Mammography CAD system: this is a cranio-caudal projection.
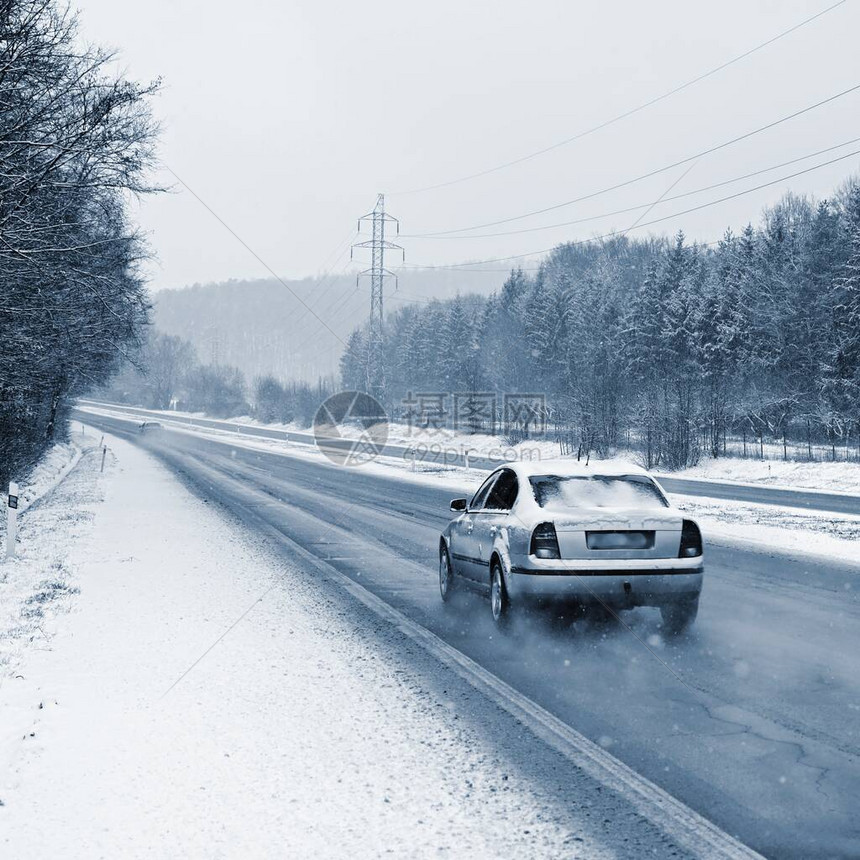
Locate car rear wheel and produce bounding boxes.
[490,561,510,627]
[660,596,699,635]
[439,545,456,602]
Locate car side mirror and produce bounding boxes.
[450,498,467,512]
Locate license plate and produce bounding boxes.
[586,530,654,550]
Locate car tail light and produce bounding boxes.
[679,520,703,558]
[531,522,561,559]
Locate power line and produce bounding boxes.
[404,145,860,269]
[285,232,358,328]
[397,238,738,274]
[164,166,350,349]
[288,287,364,355]
[162,169,365,370]
[392,0,848,196]
[303,272,360,326]
[289,213,413,367]
[405,135,860,240]
[245,234,363,368]
[626,160,700,233]
[283,263,368,356]
[398,265,545,273]
[408,81,860,237]
[161,165,366,370]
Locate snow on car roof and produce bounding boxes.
[506,458,652,480]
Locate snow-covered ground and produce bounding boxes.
[1,439,81,526]
[668,495,860,564]
[0,436,87,682]
[0,429,669,858]
[668,456,860,495]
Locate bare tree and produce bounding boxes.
[0,0,160,482]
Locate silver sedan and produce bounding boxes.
[439,460,703,633]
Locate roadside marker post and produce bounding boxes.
[6,481,19,560]
[100,446,107,473]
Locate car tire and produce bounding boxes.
[490,560,511,627]
[439,545,456,602]
[660,596,699,635]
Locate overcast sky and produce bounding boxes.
[78,0,860,292]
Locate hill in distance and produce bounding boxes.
[152,266,508,383]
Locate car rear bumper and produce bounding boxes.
[504,563,703,607]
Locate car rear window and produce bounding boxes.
[529,474,668,509]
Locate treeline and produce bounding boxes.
[0,0,158,484]
[341,180,860,468]
[101,330,333,425]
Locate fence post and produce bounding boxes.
[6,481,19,560]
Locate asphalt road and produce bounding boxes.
[76,410,860,859]
[77,400,860,516]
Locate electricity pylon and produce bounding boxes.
[352,194,403,400]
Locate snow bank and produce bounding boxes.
[3,439,81,519]
[0,434,90,669]
[669,494,860,565]
[0,431,104,778]
[667,456,860,495]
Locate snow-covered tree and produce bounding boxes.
[0,0,160,483]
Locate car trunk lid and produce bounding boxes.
[549,509,682,560]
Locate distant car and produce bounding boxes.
[439,460,703,633]
[138,420,162,433]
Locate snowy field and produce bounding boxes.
[669,456,860,495]
[0,430,680,858]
